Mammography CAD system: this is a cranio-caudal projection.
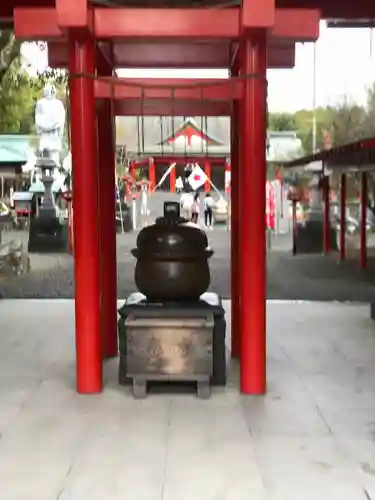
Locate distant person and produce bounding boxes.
[180,191,193,220]
[175,176,184,193]
[191,192,200,224]
[204,192,214,229]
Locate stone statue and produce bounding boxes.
[35,83,66,165]
[27,84,70,253]
[24,84,68,193]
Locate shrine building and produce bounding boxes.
[117,116,303,190]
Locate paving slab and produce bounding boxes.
[1,300,375,499]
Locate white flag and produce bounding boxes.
[154,162,176,191]
[188,164,207,191]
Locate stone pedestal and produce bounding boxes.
[28,156,68,253]
[118,292,227,392]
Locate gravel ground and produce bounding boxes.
[1,226,375,302]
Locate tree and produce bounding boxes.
[0,31,34,133]
[328,99,367,146]
[0,59,36,133]
[297,86,375,216]
[0,31,21,79]
[0,34,69,135]
[293,107,334,154]
[268,112,296,131]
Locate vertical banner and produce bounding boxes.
[266,181,275,229]
[224,162,231,195]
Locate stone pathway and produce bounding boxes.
[1,300,375,499]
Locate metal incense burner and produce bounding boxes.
[118,202,227,399]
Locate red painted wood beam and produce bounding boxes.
[113,100,232,116]
[96,42,113,73]
[14,7,62,39]
[7,0,375,23]
[272,9,319,40]
[242,0,275,31]
[56,0,89,29]
[113,42,232,69]
[94,8,238,40]
[14,7,319,42]
[0,0,51,19]
[276,0,375,19]
[94,8,319,41]
[94,78,243,101]
[48,41,295,69]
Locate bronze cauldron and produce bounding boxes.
[131,202,213,301]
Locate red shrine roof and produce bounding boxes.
[283,138,375,170]
[2,0,375,22]
[159,117,222,147]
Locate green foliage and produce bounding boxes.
[0,60,35,133]
[268,112,296,131]
[268,82,375,215]
[294,107,333,153]
[268,83,375,155]
[0,30,21,78]
[0,34,68,135]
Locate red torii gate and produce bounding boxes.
[11,0,319,395]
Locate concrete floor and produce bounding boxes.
[1,300,375,499]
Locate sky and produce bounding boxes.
[22,22,375,113]
[267,22,375,112]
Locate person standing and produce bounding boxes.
[203,192,214,229]
[191,192,200,224]
[180,191,193,220]
[175,176,184,193]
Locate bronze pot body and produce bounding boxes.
[131,216,213,301]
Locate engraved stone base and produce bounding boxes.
[125,313,214,398]
[118,292,227,393]
[28,217,69,253]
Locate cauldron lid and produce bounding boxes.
[134,215,210,256]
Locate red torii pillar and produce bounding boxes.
[239,32,267,394]
[170,163,176,192]
[204,160,211,193]
[69,35,102,393]
[149,158,156,191]
[231,72,240,359]
[129,159,136,179]
[96,49,118,359]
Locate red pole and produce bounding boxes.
[129,159,136,179]
[69,35,102,393]
[97,59,118,359]
[170,162,176,192]
[204,160,211,192]
[240,33,267,394]
[323,176,330,254]
[231,97,240,358]
[360,171,367,269]
[339,173,346,261]
[149,157,156,191]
